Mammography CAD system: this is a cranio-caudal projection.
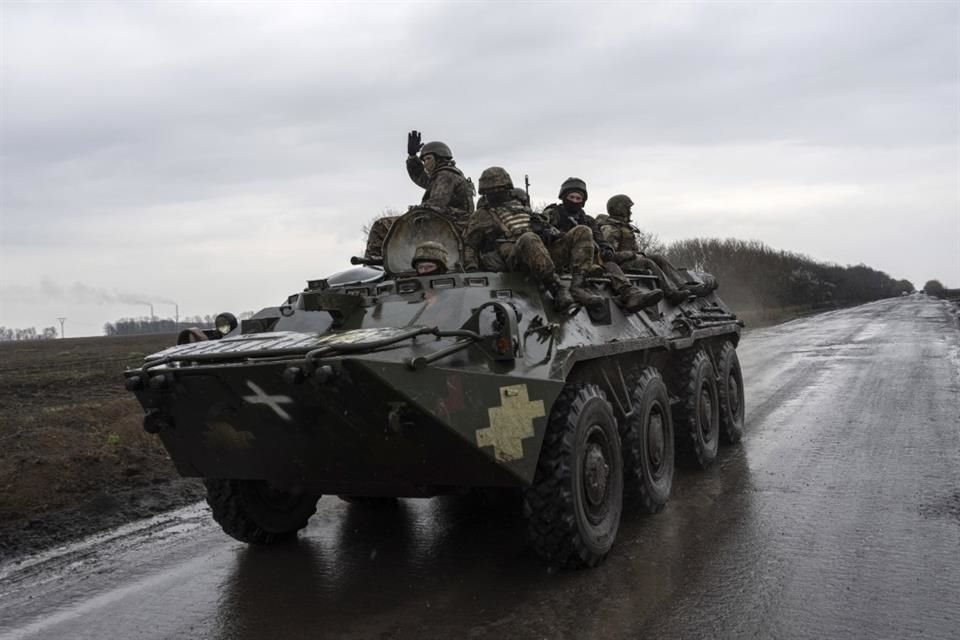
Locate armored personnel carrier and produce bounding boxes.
[125,207,743,569]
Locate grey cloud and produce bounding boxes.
[0,1,957,328]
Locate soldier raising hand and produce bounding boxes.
[405,131,475,215]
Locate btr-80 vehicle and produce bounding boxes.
[124,207,744,569]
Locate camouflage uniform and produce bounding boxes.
[365,215,398,259]
[599,195,712,304]
[463,167,581,312]
[463,201,554,276]
[542,180,663,312]
[406,142,475,216]
[540,223,597,275]
[544,204,611,258]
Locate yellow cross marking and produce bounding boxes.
[476,384,545,462]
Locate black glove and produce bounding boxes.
[407,130,423,156]
[600,245,615,262]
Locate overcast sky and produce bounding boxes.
[1,1,958,337]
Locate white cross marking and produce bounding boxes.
[242,380,293,421]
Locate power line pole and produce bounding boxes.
[57,317,66,339]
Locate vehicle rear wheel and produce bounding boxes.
[716,341,745,444]
[622,368,674,513]
[524,384,623,569]
[204,479,320,544]
[671,349,720,469]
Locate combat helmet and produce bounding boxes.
[558,177,588,202]
[606,194,634,220]
[477,166,514,195]
[420,141,453,160]
[411,241,449,271]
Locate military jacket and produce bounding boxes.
[544,204,610,252]
[595,214,639,253]
[406,158,476,214]
[462,200,533,270]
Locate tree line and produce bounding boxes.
[662,237,915,312]
[103,315,219,336]
[6,234,946,340]
[0,326,59,341]
[103,312,256,336]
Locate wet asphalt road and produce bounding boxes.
[1,296,958,640]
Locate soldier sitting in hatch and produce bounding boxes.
[411,241,450,276]
[542,178,663,312]
[597,195,717,302]
[462,166,601,313]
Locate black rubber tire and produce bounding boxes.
[716,342,745,445]
[204,479,320,544]
[670,349,720,469]
[622,368,675,513]
[523,384,624,569]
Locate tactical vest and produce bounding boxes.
[491,203,533,240]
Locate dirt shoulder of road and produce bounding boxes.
[0,334,206,558]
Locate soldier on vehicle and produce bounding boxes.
[598,195,717,302]
[476,186,530,211]
[462,166,606,313]
[406,130,475,214]
[364,214,396,260]
[411,241,450,276]
[365,132,476,260]
[364,131,474,259]
[542,178,662,312]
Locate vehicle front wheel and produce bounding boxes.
[524,384,624,569]
[205,479,320,544]
[622,367,674,513]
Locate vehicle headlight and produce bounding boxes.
[215,312,238,336]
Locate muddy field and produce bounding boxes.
[0,334,205,557]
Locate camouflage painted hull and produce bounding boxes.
[137,353,563,495]
[128,268,737,497]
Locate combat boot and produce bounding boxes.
[545,275,576,313]
[618,284,663,313]
[666,289,692,305]
[683,274,718,298]
[569,274,605,311]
